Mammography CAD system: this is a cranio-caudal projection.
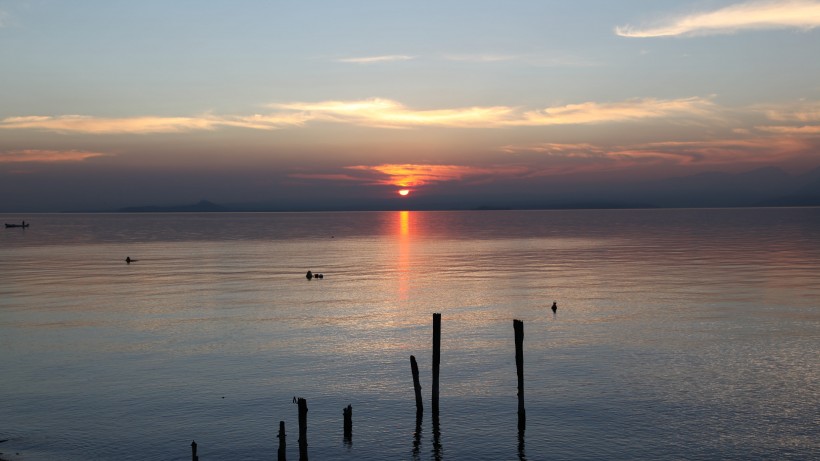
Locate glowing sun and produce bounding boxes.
[398,189,410,196]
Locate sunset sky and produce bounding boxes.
[2,0,820,211]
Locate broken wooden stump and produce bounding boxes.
[410,355,423,414]
[277,421,286,461]
[343,404,352,442]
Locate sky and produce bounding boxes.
[1,0,820,211]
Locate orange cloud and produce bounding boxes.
[337,163,527,189]
[616,0,820,37]
[0,149,109,163]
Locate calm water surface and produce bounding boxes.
[1,209,818,460]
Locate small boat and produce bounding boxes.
[5,223,29,228]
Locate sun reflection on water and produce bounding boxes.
[398,210,411,300]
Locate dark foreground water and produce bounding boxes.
[1,209,818,460]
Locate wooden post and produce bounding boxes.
[343,405,352,441]
[191,440,199,461]
[514,319,526,430]
[410,355,423,414]
[432,313,441,413]
[277,421,286,461]
[297,398,308,461]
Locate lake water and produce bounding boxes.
[1,209,818,461]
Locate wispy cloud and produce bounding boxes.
[756,125,820,133]
[504,135,814,172]
[753,100,820,134]
[511,97,717,126]
[0,149,109,163]
[0,115,221,134]
[443,54,520,63]
[760,100,820,122]
[1,96,721,134]
[501,142,606,157]
[335,55,415,64]
[288,173,364,182]
[616,0,820,38]
[0,113,308,134]
[442,53,599,67]
[272,97,716,128]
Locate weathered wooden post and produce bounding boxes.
[432,313,441,413]
[297,398,308,461]
[514,319,526,430]
[410,355,423,414]
[191,440,199,461]
[343,404,352,441]
[277,421,286,461]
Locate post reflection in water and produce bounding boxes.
[432,409,442,461]
[412,411,422,460]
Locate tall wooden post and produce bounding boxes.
[277,421,286,461]
[343,405,352,442]
[297,398,308,461]
[410,355,423,414]
[432,313,441,413]
[191,440,199,461]
[514,319,526,430]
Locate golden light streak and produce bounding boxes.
[272,98,515,128]
[616,0,820,38]
[0,149,109,163]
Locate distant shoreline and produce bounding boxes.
[3,203,820,214]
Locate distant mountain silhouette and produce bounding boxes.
[117,200,230,213]
[625,166,795,207]
[109,167,820,213]
[608,166,820,208]
[757,166,820,207]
